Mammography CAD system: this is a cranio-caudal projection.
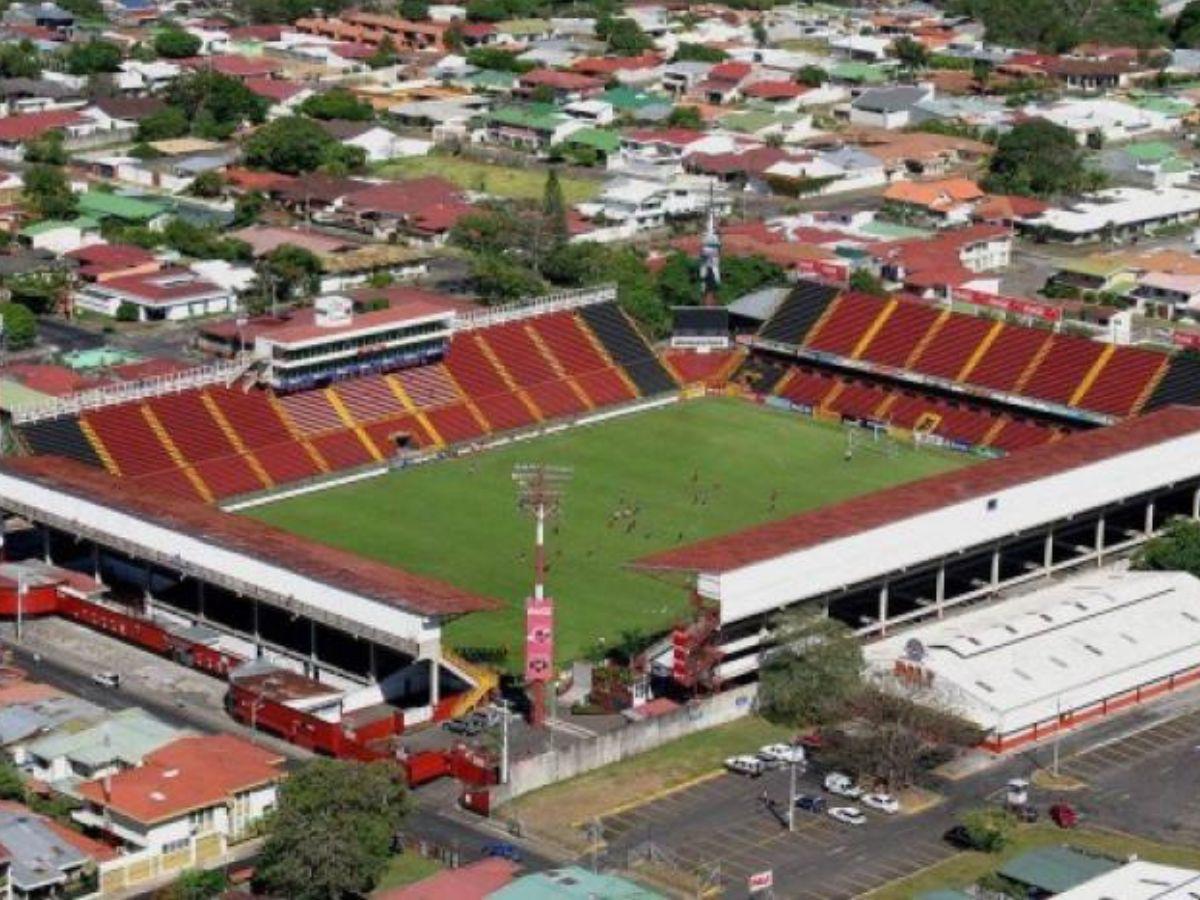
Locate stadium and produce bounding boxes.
[4,274,1200,756]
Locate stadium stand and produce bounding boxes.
[14,301,676,503]
[909,314,995,380]
[1075,347,1166,417]
[758,281,840,345]
[1022,335,1107,406]
[1145,352,1200,410]
[804,292,887,357]
[856,300,942,369]
[578,303,677,395]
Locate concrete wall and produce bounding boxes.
[495,684,758,804]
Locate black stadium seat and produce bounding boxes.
[758,280,841,345]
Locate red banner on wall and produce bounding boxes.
[1172,330,1200,350]
[953,287,1063,323]
[525,596,554,683]
[794,258,849,283]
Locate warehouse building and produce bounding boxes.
[865,570,1200,751]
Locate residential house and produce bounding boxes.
[517,69,604,103]
[482,104,582,151]
[23,708,182,788]
[74,734,286,850]
[338,176,473,244]
[317,120,415,163]
[0,803,113,899]
[577,175,726,233]
[73,266,236,321]
[693,61,753,105]
[0,78,84,115]
[873,224,1014,296]
[295,12,451,51]
[614,128,725,178]
[1018,186,1200,243]
[1,2,72,35]
[0,109,84,162]
[1005,53,1149,92]
[1030,97,1176,145]
[763,145,888,196]
[882,177,984,227]
[849,84,936,130]
[1097,140,1195,188]
[1129,271,1200,319]
[661,61,714,98]
[245,77,313,117]
[19,218,103,255]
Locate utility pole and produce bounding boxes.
[14,570,24,643]
[500,698,510,784]
[1052,695,1062,777]
[513,464,571,729]
[787,756,797,833]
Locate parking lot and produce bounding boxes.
[602,763,957,899]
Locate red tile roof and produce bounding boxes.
[375,858,519,900]
[709,60,752,81]
[0,456,500,616]
[0,364,88,397]
[99,267,225,306]
[624,127,706,147]
[76,735,284,825]
[0,109,83,144]
[519,68,604,91]
[260,299,455,345]
[635,406,1200,573]
[181,54,280,79]
[244,77,306,102]
[66,243,157,270]
[571,53,662,76]
[741,80,808,100]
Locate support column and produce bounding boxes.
[1146,499,1156,535]
[92,544,103,585]
[309,620,319,682]
[41,526,50,564]
[1193,487,1200,520]
[1044,529,1054,573]
[429,659,440,708]
[197,581,206,623]
[1095,515,1105,567]
[252,598,261,657]
[991,547,1001,591]
[143,563,153,619]
[368,644,378,684]
[878,582,889,636]
[935,565,946,619]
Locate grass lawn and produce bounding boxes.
[504,717,791,840]
[375,853,443,891]
[864,825,1200,899]
[249,398,966,668]
[374,154,600,204]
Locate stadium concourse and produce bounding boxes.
[639,406,1200,687]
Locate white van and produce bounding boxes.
[823,772,861,798]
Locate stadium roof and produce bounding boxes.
[0,456,498,618]
[634,405,1200,575]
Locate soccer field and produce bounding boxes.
[247,399,967,669]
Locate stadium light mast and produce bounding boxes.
[513,463,571,729]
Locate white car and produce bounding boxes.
[862,792,900,814]
[725,755,765,777]
[91,672,121,688]
[758,743,806,766]
[828,806,866,826]
[823,772,862,799]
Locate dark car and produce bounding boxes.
[794,794,827,813]
[482,842,522,862]
[943,824,977,850]
[442,717,482,736]
[1012,804,1040,823]
[1050,802,1078,829]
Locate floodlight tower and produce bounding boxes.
[513,463,571,729]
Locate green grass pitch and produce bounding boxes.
[247,398,967,669]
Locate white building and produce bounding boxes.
[1029,98,1177,145]
[865,570,1200,751]
[1018,186,1200,243]
[1055,861,1200,899]
[579,175,727,232]
[73,266,235,322]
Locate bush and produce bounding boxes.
[960,806,1017,852]
[115,301,139,322]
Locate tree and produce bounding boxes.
[154,28,202,59]
[598,15,653,55]
[154,869,227,900]
[243,116,356,175]
[542,241,612,287]
[795,64,827,87]
[115,301,139,322]
[892,35,930,70]
[962,0,1163,50]
[399,0,429,18]
[672,42,728,63]
[849,268,887,296]
[256,759,411,900]
[983,118,1097,198]
[960,806,1018,852]
[367,35,398,69]
[233,191,265,227]
[759,612,865,726]
[1,302,37,349]
[264,244,322,299]
[299,87,375,121]
[450,208,522,257]
[666,105,704,129]
[23,130,66,165]
[23,164,76,220]
[542,169,568,248]
[752,18,768,47]
[471,253,545,303]
[164,71,269,139]
[187,170,224,198]
[0,41,42,78]
[136,107,189,142]
[63,40,122,75]
[1174,0,1200,45]
[0,759,24,800]
[466,47,534,73]
[1135,517,1200,575]
[5,272,67,315]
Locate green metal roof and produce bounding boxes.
[999,847,1120,894]
[601,86,670,110]
[19,216,99,236]
[0,379,53,412]
[77,191,167,222]
[26,708,180,771]
[830,61,887,83]
[1133,95,1192,117]
[860,220,931,239]
[718,109,801,134]
[490,867,666,900]
[488,104,565,132]
[467,69,517,90]
[564,127,620,152]
[1125,140,1176,162]
[496,17,549,34]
